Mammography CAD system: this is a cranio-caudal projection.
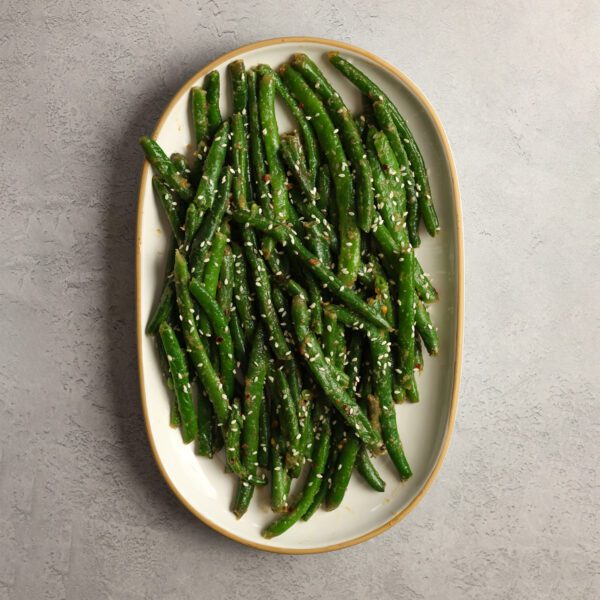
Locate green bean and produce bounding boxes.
[280,132,313,198]
[211,415,224,455]
[247,69,278,259]
[371,216,402,260]
[291,295,381,448]
[372,101,420,247]
[169,392,181,427]
[374,106,437,237]
[270,290,306,407]
[231,243,256,342]
[270,275,293,329]
[316,164,333,217]
[258,73,290,223]
[232,478,253,519]
[229,59,248,115]
[326,435,360,510]
[151,176,184,243]
[298,389,314,461]
[225,395,267,485]
[146,279,175,335]
[373,260,395,328]
[302,448,336,521]
[262,402,331,538]
[247,69,269,196]
[255,64,319,183]
[204,70,222,137]
[229,309,247,371]
[280,64,361,287]
[273,368,302,474]
[258,396,270,469]
[183,202,200,248]
[355,447,386,492]
[286,200,304,238]
[243,226,291,361]
[370,325,412,480]
[415,336,424,372]
[323,305,346,371]
[326,364,350,389]
[271,434,290,512]
[232,209,391,330]
[196,391,213,457]
[190,88,209,187]
[188,167,232,276]
[140,136,193,202]
[366,129,410,252]
[415,300,440,356]
[396,250,418,403]
[228,62,255,207]
[392,373,406,405]
[415,260,438,303]
[158,321,198,443]
[345,331,363,394]
[156,338,179,425]
[361,94,376,127]
[216,245,234,319]
[170,152,191,177]
[232,326,269,517]
[291,53,374,233]
[203,227,228,297]
[191,87,209,149]
[365,144,400,245]
[372,128,411,250]
[372,128,406,206]
[173,250,230,427]
[354,114,367,137]
[305,274,323,335]
[286,356,304,410]
[189,279,235,400]
[197,226,228,335]
[329,53,439,237]
[225,398,244,474]
[365,393,385,453]
[231,113,250,209]
[192,120,230,215]
[268,371,290,512]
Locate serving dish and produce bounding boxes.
[137,36,462,553]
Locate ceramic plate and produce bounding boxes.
[136,37,462,553]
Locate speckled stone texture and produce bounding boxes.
[1,1,598,598]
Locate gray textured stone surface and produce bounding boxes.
[1,1,599,598]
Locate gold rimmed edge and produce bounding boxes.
[136,36,463,555]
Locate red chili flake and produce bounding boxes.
[262,174,271,182]
[308,258,320,266]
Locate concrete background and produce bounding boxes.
[1,1,598,598]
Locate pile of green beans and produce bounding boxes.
[140,52,441,538]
